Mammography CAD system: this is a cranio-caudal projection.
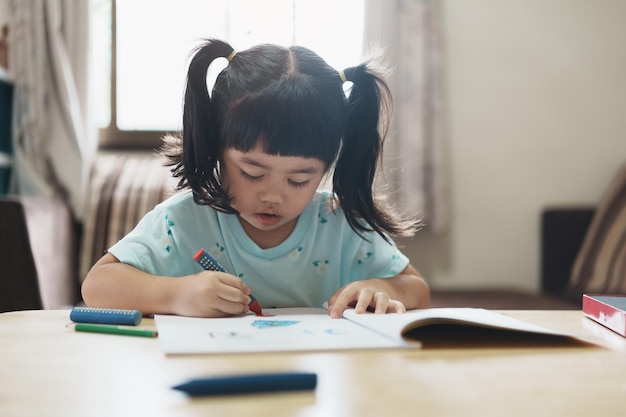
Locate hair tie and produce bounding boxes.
[227,50,237,61]
[338,69,347,83]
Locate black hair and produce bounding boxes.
[163,38,419,240]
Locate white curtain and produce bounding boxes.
[8,0,96,221]
[365,0,448,233]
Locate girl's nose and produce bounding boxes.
[259,186,283,204]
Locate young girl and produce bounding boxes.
[81,39,430,318]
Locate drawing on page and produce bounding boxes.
[251,320,300,329]
[303,328,349,336]
[208,331,252,339]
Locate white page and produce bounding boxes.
[155,308,420,355]
[342,308,569,341]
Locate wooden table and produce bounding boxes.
[1,310,625,417]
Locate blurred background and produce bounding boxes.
[1,0,625,307]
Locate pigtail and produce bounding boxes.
[163,39,235,211]
[333,63,419,241]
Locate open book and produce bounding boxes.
[155,308,573,355]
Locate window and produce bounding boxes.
[92,0,365,149]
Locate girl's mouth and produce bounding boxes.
[256,212,281,226]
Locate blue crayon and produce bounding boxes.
[173,372,317,396]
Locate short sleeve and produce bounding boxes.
[341,230,410,286]
[108,204,186,276]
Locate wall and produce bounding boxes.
[400,0,626,292]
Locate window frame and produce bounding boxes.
[98,0,169,150]
[98,0,364,150]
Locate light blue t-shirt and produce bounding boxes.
[108,190,409,308]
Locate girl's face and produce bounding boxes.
[221,144,326,248]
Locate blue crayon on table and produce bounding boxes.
[193,248,263,316]
[70,307,142,326]
[172,372,317,396]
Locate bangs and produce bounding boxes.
[220,76,345,167]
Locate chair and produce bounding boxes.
[0,196,79,312]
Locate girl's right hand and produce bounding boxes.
[170,271,252,317]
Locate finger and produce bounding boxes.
[198,271,250,302]
[354,290,374,314]
[328,302,344,319]
[213,272,251,294]
[387,300,407,314]
[373,292,390,314]
[211,297,250,316]
[211,283,251,315]
[216,284,251,304]
[328,288,356,318]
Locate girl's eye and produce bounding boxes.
[289,179,310,188]
[240,170,263,181]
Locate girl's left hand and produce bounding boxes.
[327,280,407,319]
